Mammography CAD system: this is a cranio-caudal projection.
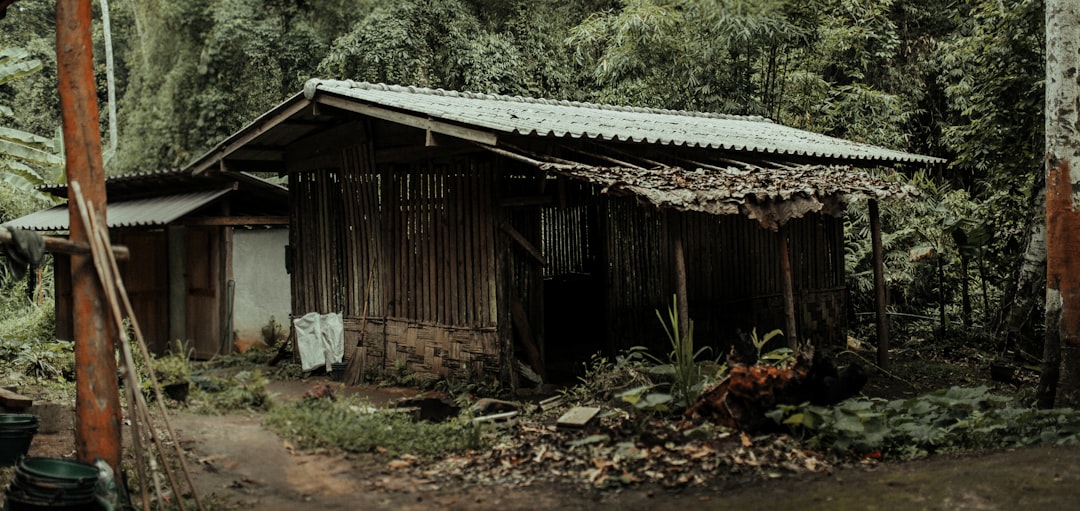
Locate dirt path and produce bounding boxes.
[170,407,1080,511]
[10,378,1080,510]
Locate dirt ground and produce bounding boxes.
[8,372,1080,511]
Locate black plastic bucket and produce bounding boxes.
[4,456,100,510]
[330,362,347,382]
[0,414,39,467]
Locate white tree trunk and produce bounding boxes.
[1041,0,1080,407]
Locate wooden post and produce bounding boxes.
[671,214,690,339]
[869,200,890,370]
[167,226,187,344]
[57,0,121,470]
[777,225,798,349]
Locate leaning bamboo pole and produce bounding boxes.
[72,182,206,511]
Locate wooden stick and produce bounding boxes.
[0,225,129,260]
[344,261,376,386]
[89,206,205,511]
[71,184,186,511]
[123,366,151,510]
[72,183,205,511]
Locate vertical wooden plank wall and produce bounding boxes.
[601,199,847,355]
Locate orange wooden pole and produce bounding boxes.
[57,0,122,469]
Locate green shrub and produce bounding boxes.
[768,386,1080,459]
[265,395,487,456]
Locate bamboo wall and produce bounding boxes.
[600,197,847,356]
[290,146,501,380]
[290,147,848,383]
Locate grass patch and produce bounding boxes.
[264,395,487,456]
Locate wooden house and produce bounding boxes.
[183,80,943,384]
[3,169,289,358]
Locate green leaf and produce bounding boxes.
[0,47,42,86]
[0,136,65,166]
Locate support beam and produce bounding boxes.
[670,213,690,339]
[499,221,546,266]
[314,94,498,146]
[869,200,890,369]
[190,98,312,175]
[0,226,129,260]
[168,226,187,346]
[57,0,121,470]
[777,226,798,349]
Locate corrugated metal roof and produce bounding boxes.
[304,79,945,165]
[2,188,231,231]
[38,168,287,198]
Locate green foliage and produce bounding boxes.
[114,0,360,173]
[0,181,49,223]
[0,296,55,344]
[0,45,64,202]
[936,0,1043,188]
[190,370,272,414]
[769,386,1080,459]
[560,349,654,405]
[844,170,1001,336]
[376,357,435,388]
[0,337,72,381]
[318,0,582,98]
[206,346,274,368]
[0,291,67,381]
[265,394,487,455]
[148,350,192,387]
[568,0,809,114]
[647,295,709,407]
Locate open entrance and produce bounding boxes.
[539,203,607,384]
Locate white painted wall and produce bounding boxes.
[231,227,290,350]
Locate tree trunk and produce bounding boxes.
[1040,0,1080,408]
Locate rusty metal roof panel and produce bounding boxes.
[534,162,919,229]
[304,79,944,165]
[2,188,232,231]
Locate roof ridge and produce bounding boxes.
[304,79,774,124]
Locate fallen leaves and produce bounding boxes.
[381,403,835,492]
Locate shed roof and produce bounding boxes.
[302,80,943,166]
[3,188,232,231]
[5,169,289,231]
[182,80,942,226]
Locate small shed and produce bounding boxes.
[3,169,289,358]
[185,79,943,383]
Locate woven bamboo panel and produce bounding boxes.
[797,288,848,348]
[373,319,499,379]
